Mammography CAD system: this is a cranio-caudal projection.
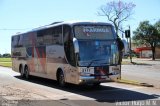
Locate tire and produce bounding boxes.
[24,66,29,79]
[58,71,65,87]
[93,83,101,87]
[19,65,24,78]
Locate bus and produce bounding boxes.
[11,21,121,87]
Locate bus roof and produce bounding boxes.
[13,21,113,36]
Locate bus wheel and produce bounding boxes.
[93,83,101,87]
[19,65,24,78]
[24,66,29,79]
[58,71,65,87]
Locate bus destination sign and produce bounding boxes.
[83,27,109,33]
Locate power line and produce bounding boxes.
[0,28,32,30]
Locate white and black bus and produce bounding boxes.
[11,21,121,86]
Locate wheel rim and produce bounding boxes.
[25,67,29,79]
[20,66,24,77]
[59,72,65,86]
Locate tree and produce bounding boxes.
[154,20,160,36]
[97,0,135,35]
[2,53,11,58]
[133,21,160,60]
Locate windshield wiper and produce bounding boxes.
[87,59,105,68]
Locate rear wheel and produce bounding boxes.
[19,65,24,78]
[58,71,65,87]
[24,66,29,79]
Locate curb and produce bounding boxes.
[139,83,154,87]
[117,79,154,87]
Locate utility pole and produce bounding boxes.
[125,26,132,63]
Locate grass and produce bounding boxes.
[0,58,11,62]
[121,61,133,65]
[121,61,148,65]
[0,62,12,67]
[0,58,12,67]
[122,59,150,65]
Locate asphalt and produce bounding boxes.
[1,66,160,106]
[121,58,160,89]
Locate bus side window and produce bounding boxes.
[52,26,63,45]
[37,31,44,46]
[40,26,63,45]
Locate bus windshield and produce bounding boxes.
[74,25,119,67]
[77,40,119,66]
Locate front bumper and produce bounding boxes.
[79,74,120,84]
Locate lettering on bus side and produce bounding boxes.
[12,52,21,57]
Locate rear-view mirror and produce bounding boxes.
[73,38,79,53]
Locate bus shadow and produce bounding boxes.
[15,75,158,103]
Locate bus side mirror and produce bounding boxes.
[117,37,124,51]
[73,38,79,53]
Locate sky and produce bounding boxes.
[0,0,160,54]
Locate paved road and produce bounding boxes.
[0,66,160,106]
[122,58,160,88]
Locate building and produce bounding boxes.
[134,47,152,58]
[133,46,160,58]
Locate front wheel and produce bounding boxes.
[93,83,101,87]
[24,66,30,79]
[58,71,65,87]
[19,65,24,78]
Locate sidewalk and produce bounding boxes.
[121,58,160,89]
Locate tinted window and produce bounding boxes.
[22,33,35,47]
[37,26,63,46]
[63,25,76,66]
[11,35,22,48]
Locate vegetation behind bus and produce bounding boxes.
[0,58,12,67]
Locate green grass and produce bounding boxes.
[121,61,133,65]
[0,62,12,67]
[0,58,12,67]
[122,61,149,65]
[122,59,149,65]
[0,58,11,62]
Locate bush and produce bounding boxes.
[2,53,11,58]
